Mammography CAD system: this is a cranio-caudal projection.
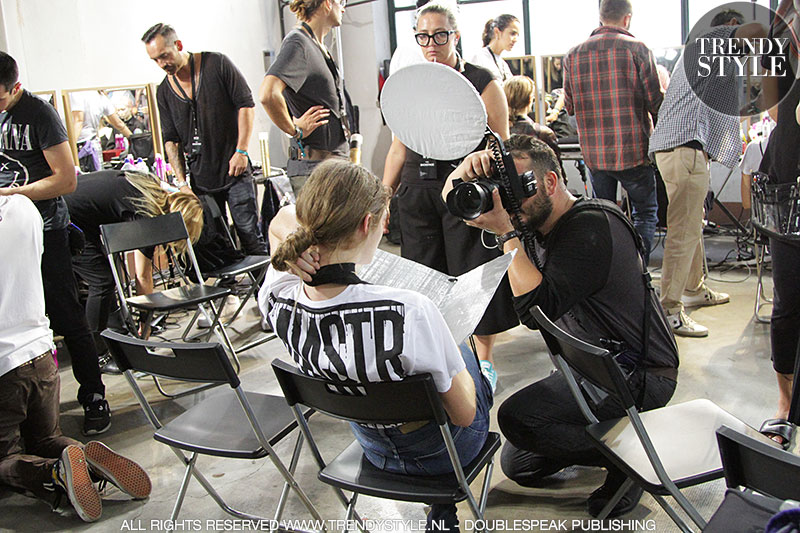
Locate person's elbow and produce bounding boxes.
[259,77,279,108]
[449,402,477,427]
[58,172,77,195]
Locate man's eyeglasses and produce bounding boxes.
[414,30,456,46]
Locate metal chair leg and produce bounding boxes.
[652,494,694,533]
[170,452,198,521]
[755,242,772,323]
[596,478,633,520]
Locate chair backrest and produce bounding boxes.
[202,195,239,251]
[717,425,800,501]
[530,306,637,409]
[101,329,239,387]
[271,359,449,426]
[100,211,189,254]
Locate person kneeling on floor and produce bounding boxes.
[443,134,679,518]
[0,194,151,522]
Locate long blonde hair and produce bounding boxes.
[271,160,389,272]
[124,171,203,254]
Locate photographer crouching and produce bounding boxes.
[442,134,679,518]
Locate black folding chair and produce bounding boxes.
[101,330,323,527]
[529,305,766,532]
[100,212,240,397]
[703,425,800,532]
[271,359,501,532]
[186,196,273,352]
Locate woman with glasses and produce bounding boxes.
[382,2,515,392]
[469,14,519,83]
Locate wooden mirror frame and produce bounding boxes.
[61,84,163,168]
[502,55,541,124]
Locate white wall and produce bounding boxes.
[0,0,290,166]
[0,0,395,176]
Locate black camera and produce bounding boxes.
[446,176,507,220]
[446,168,537,220]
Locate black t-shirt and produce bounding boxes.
[157,52,255,193]
[400,61,494,186]
[0,90,70,231]
[267,29,348,154]
[759,22,800,184]
[513,199,679,370]
[64,171,141,245]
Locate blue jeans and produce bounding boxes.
[589,165,657,265]
[350,343,493,532]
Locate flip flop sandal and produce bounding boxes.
[760,418,794,450]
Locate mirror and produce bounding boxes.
[33,90,58,110]
[503,55,542,124]
[541,55,565,94]
[62,84,163,172]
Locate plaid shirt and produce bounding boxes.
[564,26,663,171]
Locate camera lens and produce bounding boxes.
[446,181,494,220]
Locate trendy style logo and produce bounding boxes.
[683,1,799,117]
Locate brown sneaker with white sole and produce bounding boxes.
[84,441,151,500]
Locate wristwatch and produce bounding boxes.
[495,229,520,247]
[292,125,304,140]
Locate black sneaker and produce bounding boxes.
[587,469,643,518]
[83,398,111,436]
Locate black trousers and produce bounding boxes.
[71,239,117,335]
[42,228,104,406]
[210,173,267,256]
[498,369,676,485]
[769,238,800,375]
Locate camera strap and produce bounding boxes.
[172,52,202,146]
[557,198,655,409]
[300,23,350,140]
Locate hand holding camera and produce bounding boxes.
[443,149,516,236]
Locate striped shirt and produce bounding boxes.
[649,26,741,170]
[563,26,663,171]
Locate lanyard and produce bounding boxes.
[486,47,508,82]
[172,52,201,134]
[306,263,365,286]
[299,23,350,139]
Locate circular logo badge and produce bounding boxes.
[682,1,799,117]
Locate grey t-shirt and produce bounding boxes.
[267,28,348,154]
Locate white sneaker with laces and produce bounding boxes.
[682,285,730,308]
[668,310,709,337]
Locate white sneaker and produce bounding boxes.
[668,311,709,338]
[682,285,730,308]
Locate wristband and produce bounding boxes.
[495,229,520,247]
[293,125,304,140]
[235,149,248,156]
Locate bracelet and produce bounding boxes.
[495,229,520,247]
[235,149,248,156]
[293,125,304,140]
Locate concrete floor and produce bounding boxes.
[0,233,790,533]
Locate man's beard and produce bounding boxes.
[519,191,553,232]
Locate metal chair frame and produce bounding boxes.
[271,359,500,533]
[101,330,325,530]
[530,305,763,533]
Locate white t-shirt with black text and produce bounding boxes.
[258,266,465,393]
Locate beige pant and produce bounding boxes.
[655,147,710,314]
